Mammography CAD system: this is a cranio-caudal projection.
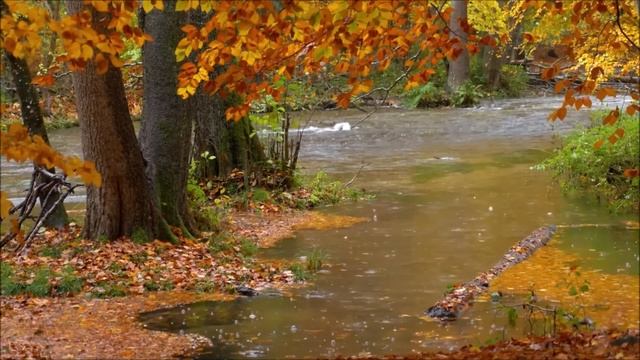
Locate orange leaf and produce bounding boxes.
[623,169,639,178]
[590,67,604,80]
[615,128,625,138]
[593,139,604,149]
[557,106,567,120]
[608,134,618,144]
[626,104,638,116]
[32,74,55,87]
[554,79,570,93]
[95,53,109,75]
[336,93,351,108]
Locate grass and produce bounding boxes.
[57,266,83,295]
[193,279,216,293]
[1,262,22,296]
[305,248,326,272]
[40,244,64,258]
[91,281,127,298]
[288,263,310,282]
[207,232,233,254]
[239,237,258,257]
[25,266,53,297]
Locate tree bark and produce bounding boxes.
[139,3,194,237]
[192,93,265,181]
[447,0,470,92]
[3,50,69,228]
[67,0,171,241]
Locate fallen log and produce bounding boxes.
[425,225,557,321]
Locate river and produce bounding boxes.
[2,96,638,358]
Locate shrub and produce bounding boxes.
[452,82,484,107]
[498,64,528,97]
[404,83,451,109]
[252,187,271,203]
[537,110,639,211]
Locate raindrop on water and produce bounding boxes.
[290,325,298,333]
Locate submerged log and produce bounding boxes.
[426,225,557,321]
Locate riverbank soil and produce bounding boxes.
[0,209,369,359]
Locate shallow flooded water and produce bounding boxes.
[137,97,638,359]
[2,97,637,358]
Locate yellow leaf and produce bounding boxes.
[0,191,12,219]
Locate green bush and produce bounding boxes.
[57,266,83,295]
[537,110,639,211]
[403,83,450,109]
[0,262,22,296]
[25,266,53,297]
[40,244,64,258]
[452,82,484,107]
[498,64,528,97]
[299,171,369,208]
[251,187,271,203]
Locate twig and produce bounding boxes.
[342,163,367,188]
[614,0,640,52]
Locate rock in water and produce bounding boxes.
[236,286,259,296]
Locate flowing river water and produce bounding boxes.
[2,97,638,358]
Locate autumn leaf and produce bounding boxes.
[0,191,12,220]
[32,74,55,87]
[623,169,639,178]
[554,79,570,93]
[593,139,604,150]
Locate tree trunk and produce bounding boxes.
[486,47,502,90]
[447,0,470,92]
[41,0,60,117]
[139,3,194,237]
[192,93,265,181]
[3,50,69,228]
[67,1,171,241]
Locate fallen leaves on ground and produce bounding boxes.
[229,209,366,247]
[0,292,230,359]
[333,329,639,359]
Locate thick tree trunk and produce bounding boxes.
[139,3,194,237]
[67,1,171,241]
[3,51,68,228]
[192,93,265,181]
[193,94,233,179]
[447,0,470,92]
